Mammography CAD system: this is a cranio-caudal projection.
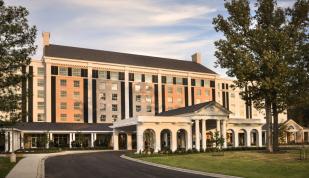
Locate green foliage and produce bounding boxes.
[0,0,37,124]
[212,131,225,150]
[213,0,309,152]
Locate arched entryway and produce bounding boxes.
[143,129,155,151]
[160,129,171,150]
[226,129,234,147]
[177,129,187,149]
[250,129,258,146]
[238,129,247,146]
[119,133,127,149]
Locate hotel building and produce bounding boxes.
[1,32,308,153]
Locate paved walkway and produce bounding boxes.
[45,151,212,178]
[6,150,107,178]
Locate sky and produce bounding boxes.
[7,0,295,76]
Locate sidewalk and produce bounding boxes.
[6,150,110,178]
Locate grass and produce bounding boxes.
[0,157,22,178]
[134,150,309,178]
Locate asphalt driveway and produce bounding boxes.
[45,151,212,178]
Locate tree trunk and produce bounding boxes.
[265,98,273,152]
[272,102,279,152]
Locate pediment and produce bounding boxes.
[284,119,303,131]
[185,102,231,117]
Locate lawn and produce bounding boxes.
[135,150,309,178]
[0,157,21,178]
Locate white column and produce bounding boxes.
[71,133,75,142]
[155,130,161,152]
[113,129,119,150]
[195,120,200,151]
[222,120,227,148]
[69,133,72,148]
[171,130,177,152]
[94,133,97,145]
[136,126,143,153]
[158,72,162,113]
[45,61,51,122]
[216,120,220,133]
[188,76,192,106]
[246,130,251,147]
[201,120,206,150]
[187,125,192,150]
[125,68,129,119]
[91,133,94,147]
[46,133,50,149]
[9,132,13,152]
[234,131,239,147]
[5,131,9,152]
[127,132,132,150]
[20,132,24,149]
[258,129,263,147]
[88,64,93,123]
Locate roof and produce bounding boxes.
[44,44,217,74]
[12,122,113,132]
[156,101,231,116]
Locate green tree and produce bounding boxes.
[0,0,37,125]
[213,0,309,152]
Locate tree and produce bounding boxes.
[0,0,37,125]
[213,0,309,152]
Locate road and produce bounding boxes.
[45,151,212,178]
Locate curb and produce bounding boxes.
[121,155,242,178]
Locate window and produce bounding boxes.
[196,80,201,87]
[145,96,152,103]
[112,115,118,121]
[110,72,119,80]
[100,104,106,111]
[168,97,173,103]
[166,76,173,84]
[74,114,81,121]
[136,95,141,102]
[37,79,44,87]
[135,84,141,92]
[112,94,118,101]
[60,80,66,86]
[176,78,182,85]
[74,81,80,87]
[205,90,210,97]
[38,90,44,98]
[134,74,142,82]
[98,71,107,79]
[60,114,67,121]
[99,93,106,100]
[74,102,80,109]
[204,80,210,87]
[37,102,45,109]
[112,104,118,111]
[145,75,152,83]
[73,92,80,99]
[136,105,141,112]
[145,85,152,91]
[60,102,67,109]
[146,105,152,112]
[177,98,182,104]
[197,89,201,96]
[177,87,182,94]
[111,83,118,91]
[59,67,68,76]
[72,68,81,76]
[37,67,45,75]
[100,115,106,122]
[217,83,220,89]
[37,113,45,121]
[61,91,67,97]
[168,86,173,94]
[99,83,106,90]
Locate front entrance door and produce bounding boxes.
[31,137,37,148]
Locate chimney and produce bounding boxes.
[42,32,50,46]
[192,52,201,64]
